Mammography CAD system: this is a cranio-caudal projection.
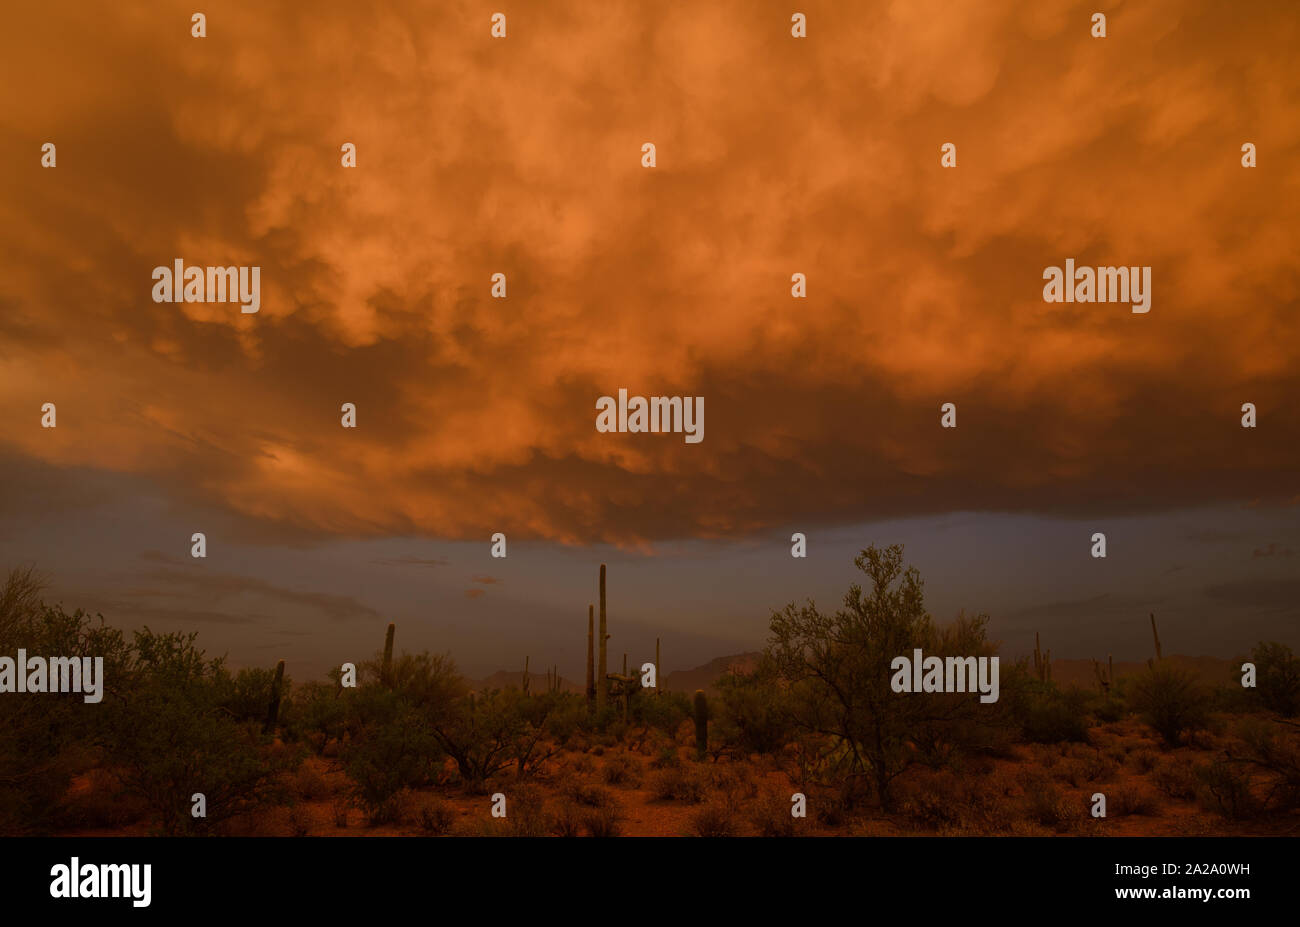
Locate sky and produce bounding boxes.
[1,0,1297,680]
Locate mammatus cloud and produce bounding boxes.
[1,0,1297,547]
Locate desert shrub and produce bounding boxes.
[1021,782,1079,833]
[1092,695,1128,724]
[706,763,756,803]
[0,570,132,835]
[553,799,583,836]
[504,785,553,836]
[911,620,1023,766]
[561,781,614,808]
[1057,750,1118,787]
[1233,719,1300,812]
[647,766,706,803]
[290,761,332,801]
[766,546,1006,810]
[542,696,591,744]
[601,751,641,787]
[1014,682,1091,744]
[288,804,312,836]
[219,666,286,725]
[1108,785,1161,817]
[100,627,293,835]
[811,783,851,826]
[1207,680,1252,714]
[429,687,560,789]
[1196,760,1259,819]
[1150,756,1199,800]
[568,753,596,776]
[56,768,148,830]
[631,691,692,735]
[286,680,349,752]
[712,664,795,756]
[1128,665,1210,746]
[748,789,796,836]
[650,744,681,769]
[581,804,623,837]
[1247,642,1300,717]
[897,771,965,829]
[895,768,1010,833]
[604,719,630,743]
[690,801,739,836]
[340,687,443,822]
[413,794,455,834]
[332,797,351,828]
[1129,748,1159,774]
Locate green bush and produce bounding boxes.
[766,546,1007,809]
[712,665,795,756]
[1091,694,1128,724]
[690,800,739,836]
[630,690,692,735]
[0,569,131,835]
[1196,760,1259,819]
[428,688,531,790]
[1248,642,1300,717]
[285,679,350,751]
[1128,664,1209,746]
[1234,719,1300,813]
[340,688,443,823]
[219,666,286,725]
[101,628,294,835]
[1015,683,1091,744]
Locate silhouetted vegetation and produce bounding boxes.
[3,558,1299,837]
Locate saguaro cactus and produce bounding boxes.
[655,637,661,696]
[382,622,395,687]
[586,605,595,705]
[693,690,709,760]
[1032,632,1051,683]
[1092,654,1114,694]
[597,564,608,712]
[264,659,285,731]
[523,655,530,695]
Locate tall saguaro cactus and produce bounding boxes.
[655,637,661,696]
[1032,632,1051,683]
[1092,654,1114,694]
[586,605,595,705]
[264,659,285,732]
[597,564,608,712]
[382,622,395,687]
[693,689,709,760]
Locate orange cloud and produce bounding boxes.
[1,0,1297,547]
